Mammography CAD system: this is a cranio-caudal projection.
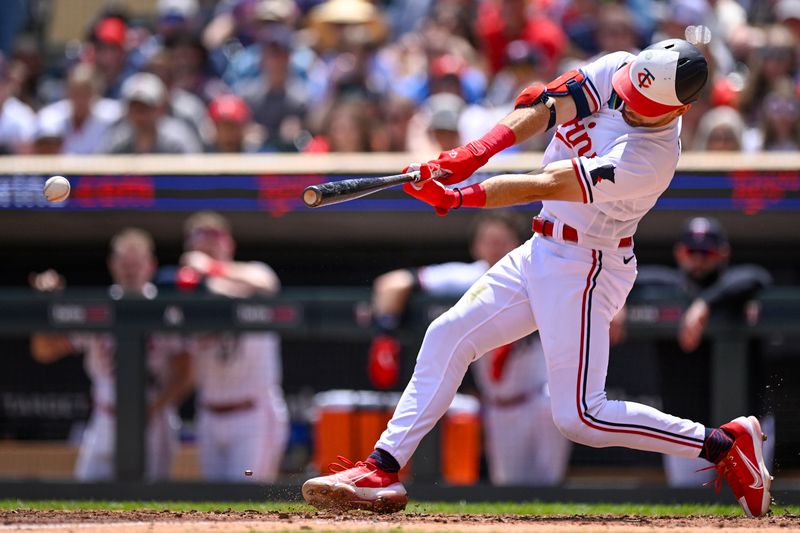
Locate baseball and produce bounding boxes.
[244,469,253,477]
[43,176,70,202]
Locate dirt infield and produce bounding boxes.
[1,510,799,533]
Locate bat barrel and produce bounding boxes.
[302,186,324,208]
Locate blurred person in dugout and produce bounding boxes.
[368,211,570,486]
[174,211,289,482]
[29,229,192,481]
[614,217,773,486]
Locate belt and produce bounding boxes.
[532,216,632,248]
[486,392,531,408]
[202,399,256,414]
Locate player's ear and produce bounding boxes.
[673,104,692,117]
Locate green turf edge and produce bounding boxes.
[1,500,798,517]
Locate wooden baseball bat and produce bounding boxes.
[302,171,421,208]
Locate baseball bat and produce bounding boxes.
[302,171,421,208]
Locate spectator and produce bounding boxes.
[144,47,211,146]
[217,0,302,92]
[175,211,289,482]
[239,32,307,152]
[593,4,640,56]
[691,106,746,151]
[739,25,797,122]
[102,72,202,154]
[167,32,223,103]
[207,93,260,152]
[475,0,567,79]
[88,15,133,99]
[31,112,65,155]
[37,63,122,155]
[29,229,191,481]
[406,92,465,153]
[368,211,570,485]
[304,98,373,153]
[0,52,35,154]
[370,94,416,152]
[615,217,774,486]
[756,84,800,151]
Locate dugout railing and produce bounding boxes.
[0,286,798,504]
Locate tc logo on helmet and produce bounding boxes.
[637,68,655,89]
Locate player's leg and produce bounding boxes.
[373,243,538,466]
[529,239,706,455]
[75,410,114,481]
[303,242,538,511]
[529,238,771,516]
[528,390,572,485]
[145,407,179,481]
[196,409,227,480]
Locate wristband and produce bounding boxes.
[452,184,486,209]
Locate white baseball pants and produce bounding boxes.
[75,407,178,481]
[196,396,289,482]
[483,390,571,485]
[376,235,706,467]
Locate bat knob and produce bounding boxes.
[302,186,322,208]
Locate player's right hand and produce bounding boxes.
[29,269,65,292]
[402,178,458,216]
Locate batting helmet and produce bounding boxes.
[612,39,708,117]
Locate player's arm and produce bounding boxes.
[182,252,280,297]
[148,351,194,417]
[372,269,416,328]
[404,159,583,213]
[30,334,76,363]
[415,71,591,185]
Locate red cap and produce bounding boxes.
[95,17,126,47]
[430,54,466,78]
[209,94,250,124]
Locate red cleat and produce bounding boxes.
[710,416,773,517]
[302,456,408,513]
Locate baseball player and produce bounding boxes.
[369,211,570,485]
[177,211,289,482]
[30,229,191,481]
[303,40,772,517]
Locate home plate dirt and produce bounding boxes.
[1,510,799,532]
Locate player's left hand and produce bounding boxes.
[403,179,458,216]
[421,144,483,186]
[678,298,710,352]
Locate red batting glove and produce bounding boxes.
[421,124,516,185]
[403,180,486,216]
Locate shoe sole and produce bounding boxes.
[736,416,773,517]
[302,479,408,514]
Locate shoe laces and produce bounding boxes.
[700,457,744,495]
[327,455,377,475]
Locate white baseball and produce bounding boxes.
[44,176,70,202]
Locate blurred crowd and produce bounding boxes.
[0,0,798,156]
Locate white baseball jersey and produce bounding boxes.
[541,51,681,244]
[189,332,282,404]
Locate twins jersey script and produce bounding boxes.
[542,51,680,245]
[417,261,570,485]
